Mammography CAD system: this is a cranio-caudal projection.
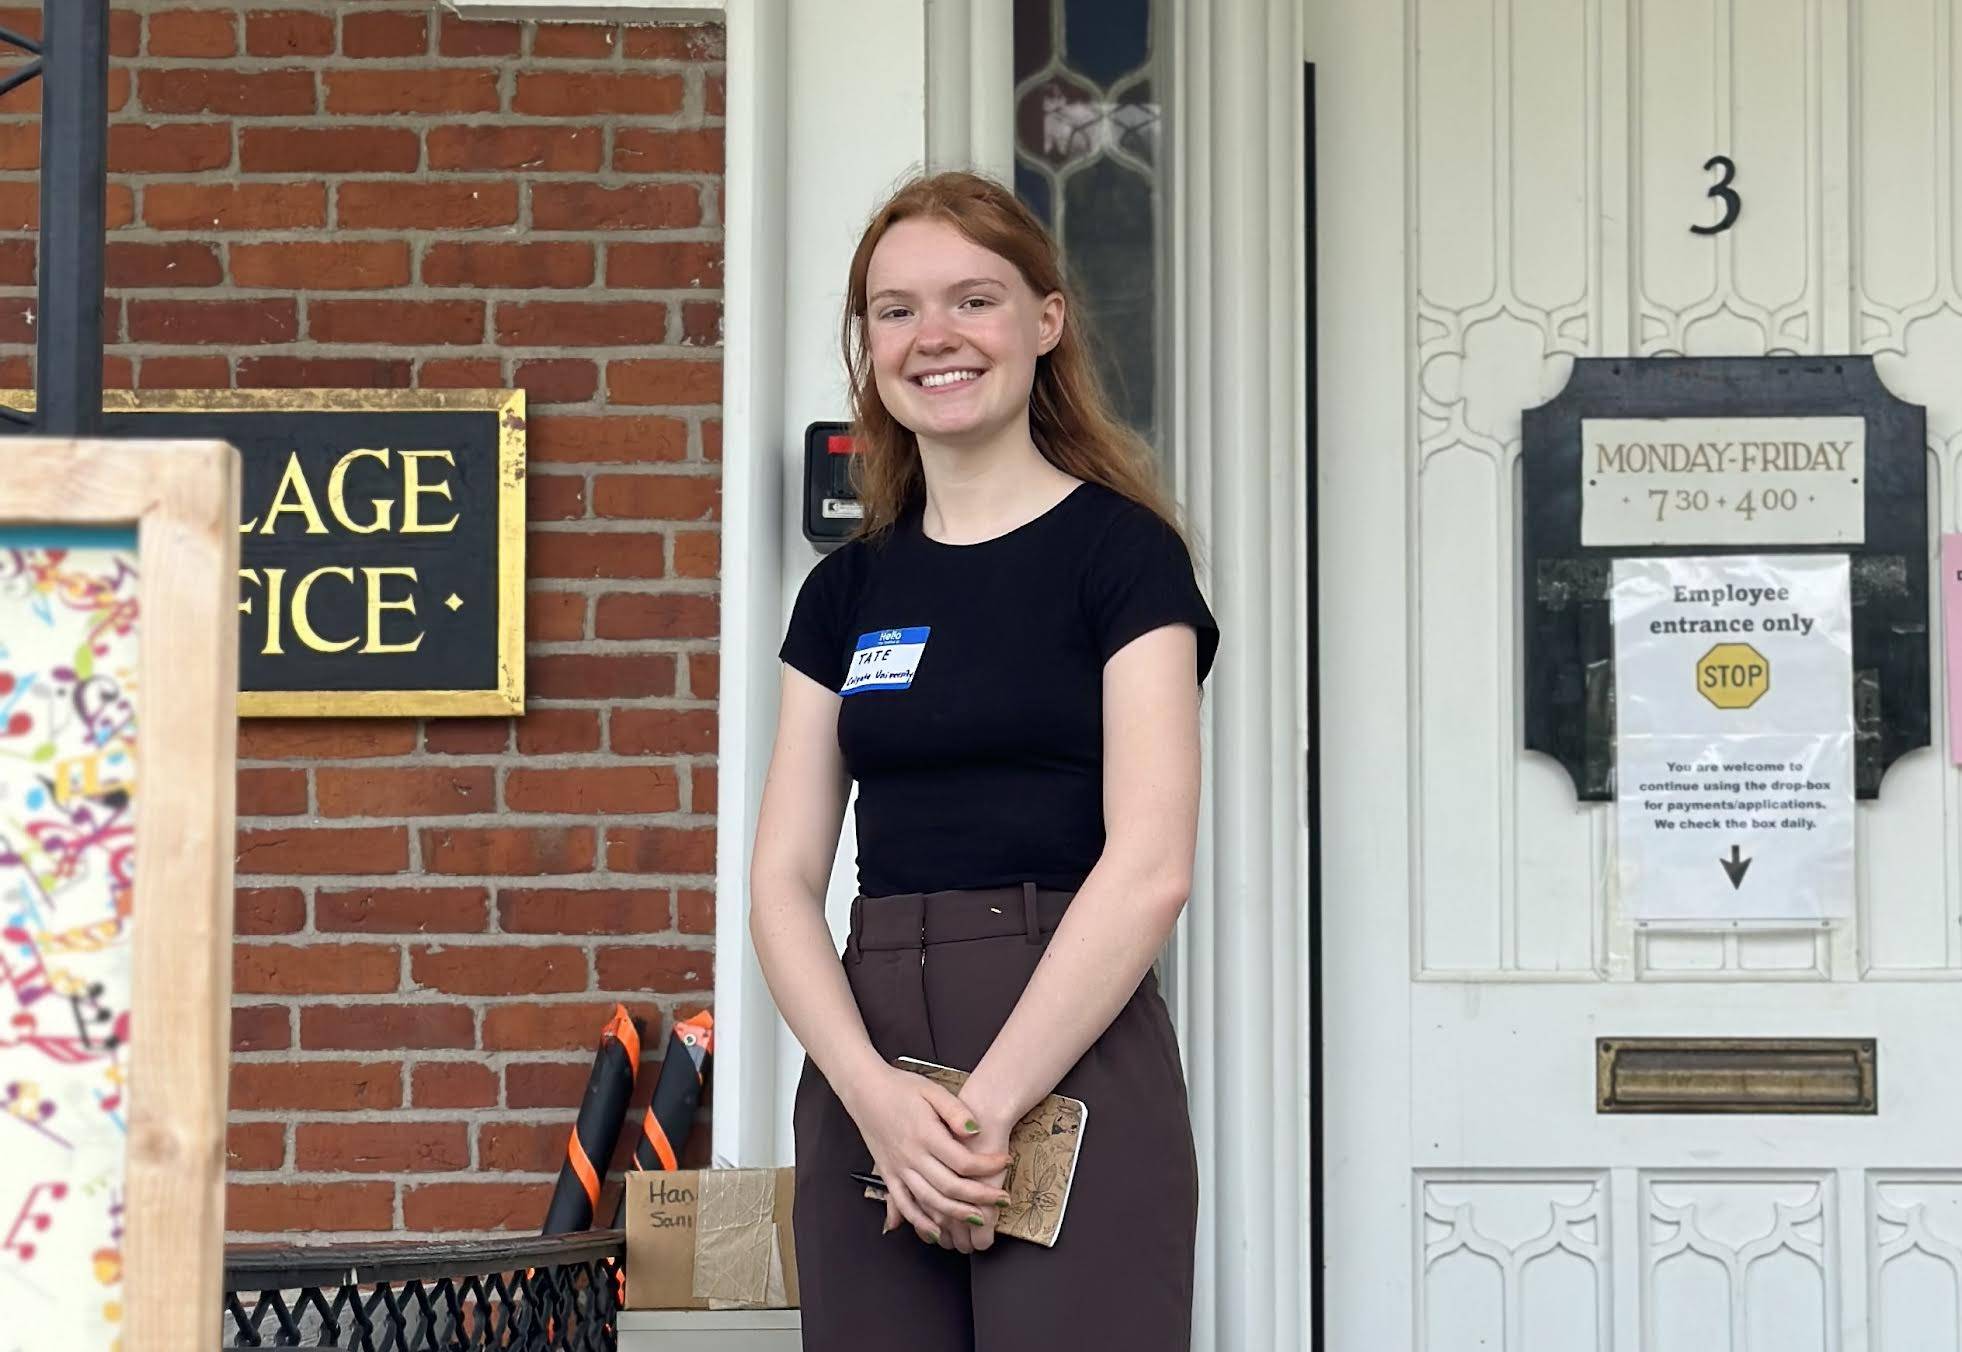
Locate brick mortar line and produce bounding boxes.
[528,580,724,596]
[244,877,707,897]
[235,932,712,950]
[226,1165,580,1179]
[238,880,718,891]
[240,746,721,763]
[240,778,716,794]
[526,520,727,532]
[517,604,725,616]
[239,822,716,834]
[514,637,722,649]
[68,286,728,299]
[238,939,713,952]
[236,886,714,894]
[232,1113,637,1126]
[0,194,729,204]
[238,788,717,803]
[249,750,719,772]
[238,813,715,827]
[240,934,719,946]
[7,287,726,304]
[17,103,725,116]
[255,799,714,817]
[114,1,720,19]
[94,99,723,117]
[232,1042,697,1067]
[240,737,722,749]
[87,61,726,77]
[236,870,717,884]
[239,742,721,763]
[0,338,729,358]
[238,978,715,991]
[498,699,723,714]
[212,170,731,180]
[98,53,724,68]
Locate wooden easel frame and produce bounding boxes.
[0,439,239,1350]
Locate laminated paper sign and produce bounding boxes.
[1611,554,1854,921]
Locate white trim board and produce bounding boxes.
[712,0,932,1170]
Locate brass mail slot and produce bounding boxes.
[1596,1038,1876,1115]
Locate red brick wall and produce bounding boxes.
[0,1,725,1238]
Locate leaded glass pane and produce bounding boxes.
[1013,0,1166,448]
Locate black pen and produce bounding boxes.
[850,1170,886,1190]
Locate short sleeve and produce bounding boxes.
[778,545,857,692]
[1082,504,1220,684]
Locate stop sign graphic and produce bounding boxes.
[1697,642,1770,709]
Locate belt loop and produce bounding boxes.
[1022,881,1041,945]
[846,895,863,962]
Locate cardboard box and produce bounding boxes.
[624,1168,800,1311]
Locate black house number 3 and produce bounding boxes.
[1692,155,1740,235]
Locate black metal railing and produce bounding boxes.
[222,1230,626,1350]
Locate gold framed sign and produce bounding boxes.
[3,390,526,717]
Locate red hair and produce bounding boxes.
[838,170,1192,554]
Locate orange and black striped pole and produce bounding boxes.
[610,1009,713,1224]
[541,1003,641,1234]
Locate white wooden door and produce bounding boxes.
[1316,2,1962,1347]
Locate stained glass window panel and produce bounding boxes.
[1014,0,1166,448]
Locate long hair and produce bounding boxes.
[838,170,1194,556]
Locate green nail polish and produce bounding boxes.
[967,1215,985,1226]
[964,1120,980,1133]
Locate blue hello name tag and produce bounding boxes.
[842,626,930,695]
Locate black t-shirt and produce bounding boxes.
[777,479,1220,898]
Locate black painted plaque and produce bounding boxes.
[11,390,527,717]
[1521,356,1928,800]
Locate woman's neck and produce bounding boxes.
[913,430,1078,545]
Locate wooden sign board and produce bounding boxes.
[0,439,239,1351]
[3,390,526,717]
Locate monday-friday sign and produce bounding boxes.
[1612,555,1854,922]
[1583,416,1865,548]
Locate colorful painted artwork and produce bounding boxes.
[0,533,139,1352]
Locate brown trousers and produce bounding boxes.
[791,883,1198,1351]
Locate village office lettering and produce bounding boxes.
[0,390,525,715]
[237,448,461,657]
[64,390,526,716]
[1579,415,1866,548]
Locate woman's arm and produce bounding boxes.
[958,621,1203,1132]
[749,665,1011,1242]
[747,666,881,1097]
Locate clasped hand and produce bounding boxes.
[844,1064,1013,1254]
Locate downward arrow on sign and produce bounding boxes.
[1720,845,1753,889]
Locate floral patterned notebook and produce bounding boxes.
[864,1057,1087,1248]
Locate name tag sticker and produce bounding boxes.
[842,626,930,695]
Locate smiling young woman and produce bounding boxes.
[748,171,1219,1351]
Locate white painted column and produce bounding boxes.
[1169,3,1309,1350]
[925,0,1015,178]
[714,0,928,1167]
